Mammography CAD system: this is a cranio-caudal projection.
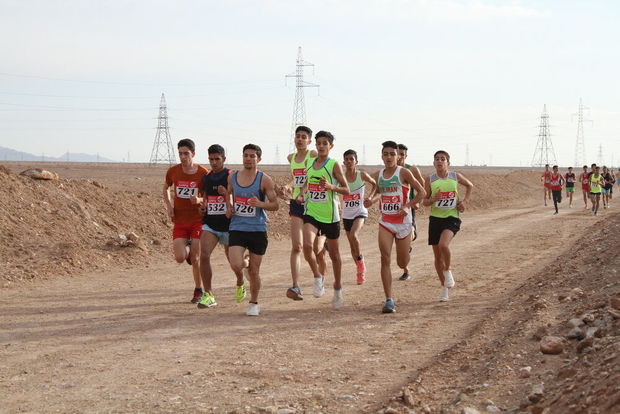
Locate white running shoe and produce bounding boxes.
[439,287,449,302]
[246,303,260,316]
[443,270,455,288]
[332,288,344,309]
[313,275,325,297]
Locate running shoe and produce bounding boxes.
[382,298,396,313]
[197,292,217,308]
[286,286,304,301]
[332,288,344,309]
[246,303,260,316]
[191,288,203,304]
[235,284,246,303]
[356,259,366,285]
[439,287,449,302]
[399,273,411,281]
[443,270,455,288]
[313,275,325,297]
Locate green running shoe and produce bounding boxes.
[197,292,217,308]
[235,284,246,303]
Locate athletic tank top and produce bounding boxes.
[550,173,562,191]
[581,172,590,185]
[589,174,602,194]
[378,166,411,225]
[565,173,575,187]
[229,171,268,232]
[304,158,340,223]
[290,150,313,199]
[342,171,368,220]
[430,171,459,219]
[201,168,231,231]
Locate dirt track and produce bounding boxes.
[1,198,610,413]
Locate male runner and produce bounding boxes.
[163,139,209,303]
[565,167,576,207]
[589,166,604,216]
[580,165,590,209]
[602,166,613,209]
[342,149,376,285]
[541,164,551,206]
[396,143,425,281]
[190,144,247,308]
[226,144,279,316]
[366,141,425,313]
[549,165,564,215]
[297,131,350,309]
[423,150,473,302]
[286,126,318,300]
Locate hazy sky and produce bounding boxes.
[1,0,619,166]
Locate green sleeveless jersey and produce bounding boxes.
[290,150,313,199]
[430,171,459,218]
[304,158,340,223]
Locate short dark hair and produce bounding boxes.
[382,140,398,150]
[177,138,195,152]
[243,143,262,158]
[397,144,408,151]
[343,149,357,161]
[208,144,225,157]
[315,130,334,144]
[434,150,450,161]
[295,125,313,137]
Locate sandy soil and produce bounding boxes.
[0,162,618,414]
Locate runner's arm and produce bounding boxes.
[254,174,279,211]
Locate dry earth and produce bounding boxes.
[0,162,618,414]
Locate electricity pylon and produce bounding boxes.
[149,93,176,165]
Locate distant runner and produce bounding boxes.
[541,164,551,206]
[579,165,590,209]
[163,139,209,303]
[423,150,473,302]
[226,144,279,316]
[564,167,576,208]
[396,143,425,281]
[341,149,376,285]
[297,131,350,309]
[367,141,425,313]
[549,165,564,215]
[589,166,604,216]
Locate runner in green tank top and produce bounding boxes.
[396,143,426,280]
[296,131,350,309]
[422,150,473,303]
[285,126,324,301]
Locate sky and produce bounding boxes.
[1,0,619,167]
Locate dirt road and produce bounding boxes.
[0,203,608,413]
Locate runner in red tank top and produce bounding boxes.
[579,165,590,209]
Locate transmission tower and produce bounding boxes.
[149,93,176,165]
[597,144,604,166]
[531,104,557,167]
[572,98,592,167]
[285,47,319,154]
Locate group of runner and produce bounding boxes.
[163,128,473,316]
[541,163,616,216]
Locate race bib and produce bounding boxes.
[207,195,226,215]
[343,193,361,211]
[308,183,328,203]
[381,195,402,215]
[234,196,256,217]
[176,180,199,199]
[293,168,307,187]
[434,191,457,209]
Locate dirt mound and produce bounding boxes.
[382,212,620,413]
[0,166,170,283]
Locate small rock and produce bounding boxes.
[540,336,564,354]
[566,327,585,340]
[520,366,532,378]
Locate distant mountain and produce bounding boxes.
[0,146,116,162]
